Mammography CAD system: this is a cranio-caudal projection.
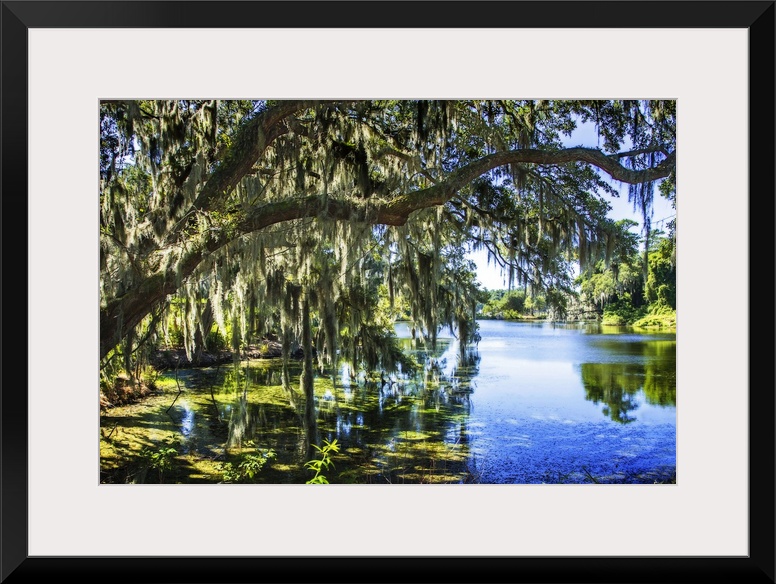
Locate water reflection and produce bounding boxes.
[101,320,676,484]
[579,339,676,423]
[579,363,645,423]
[156,337,485,483]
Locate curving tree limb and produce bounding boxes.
[100,144,674,359]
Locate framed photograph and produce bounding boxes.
[4,1,773,582]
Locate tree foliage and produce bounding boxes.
[99,99,676,380]
[576,226,676,324]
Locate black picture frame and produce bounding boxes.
[2,1,774,582]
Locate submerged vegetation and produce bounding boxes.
[100,99,676,482]
[99,324,675,485]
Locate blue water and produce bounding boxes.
[409,320,676,483]
[116,319,676,484]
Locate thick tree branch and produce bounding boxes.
[100,145,674,359]
[611,146,671,158]
[387,147,675,224]
[191,101,322,210]
[162,100,347,247]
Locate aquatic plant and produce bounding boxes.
[141,438,179,483]
[221,444,277,483]
[305,438,340,484]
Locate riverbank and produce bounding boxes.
[478,312,676,330]
[149,339,302,370]
[101,340,306,410]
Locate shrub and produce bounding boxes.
[141,438,180,483]
[222,443,277,483]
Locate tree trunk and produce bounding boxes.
[301,293,317,446]
[193,300,214,366]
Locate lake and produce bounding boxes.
[100,319,676,484]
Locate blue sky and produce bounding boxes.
[468,120,675,290]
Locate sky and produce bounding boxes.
[467,121,675,290]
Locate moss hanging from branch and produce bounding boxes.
[100,99,676,367]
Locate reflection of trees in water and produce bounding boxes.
[319,341,480,482]
[226,393,252,448]
[404,339,481,393]
[579,348,675,423]
[210,340,483,481]
[580,363,642,424]
[642,343,676,406]
[218,364,305,458]
[642,340,676,359]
